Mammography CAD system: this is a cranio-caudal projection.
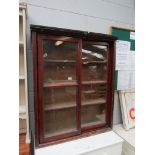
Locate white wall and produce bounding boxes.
[26,1,135,149]
[27,0,134,34]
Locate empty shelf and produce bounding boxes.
[82,98,106,106]
[19,104,26,114]
[45,128,77,138]
[82,80,107,85]
[19,41,24,47]
[82,60,107,64]
[44,102,76,111]
[44,59,76,63]
[44,81,77,87]
[82,121,104,128]
[19,76,25,80]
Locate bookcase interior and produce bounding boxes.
[44,108,77,138]
[43,39,76,60]
[81,84,106,103]
[19,119,26,133]
[19,80,26,105]
[19,4,29,139]
[82,63,107,81]
[32,28,116,144]
[81,104,106,128]
[43,62,76,84]
[43,87,77,109]
[19,16,23,42]
[19,47,25,77]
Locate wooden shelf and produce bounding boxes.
[82,98,106,106]
[82,112,106,128]
[19,10,23,16]
[44,59,76,63]
[19,119,26,134]
[19,113,26,119]
[44,98,105,111]
[19,128,26,134]
[19,104,26,119]
[82,120,104,128]
[19,3,27,9]
[19,41,24,47]
[82,60,107,64]
[44,102,76,111]
[19,4,29,142]
[19,16,23,42]
[83,90,106,94]
[19,76,25,80]
[44,81,77,87]
[45,128,77,138]
[82,80,107,85]
[19,104,26,114]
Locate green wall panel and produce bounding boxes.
[112,28,135,90]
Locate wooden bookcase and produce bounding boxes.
[31,26,117,146]
[19,3,30,143]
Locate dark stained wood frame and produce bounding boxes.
[110,26,135,34]
[37,34,82,144]
[80,41,109,132]
[31,25,117,147]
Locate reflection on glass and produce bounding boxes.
[44,108,77,137]
[43,39,76,60]
[81,104,106,128]
[81,84,106,105]
[82,42,108,62]
[43,87,77,110]
[82,64,107,81]
[81,84,106,127]
[43,86,77,137]
[82,42,108,81]
[43,62,76,85]
[42,39,77,85]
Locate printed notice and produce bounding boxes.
[128,51,135,70]
[129,71,135,89]
[117,71,130,90]
[115,40,131,70]
[117,70,135,90]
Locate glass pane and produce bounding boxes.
[82,42,108,62]
[43,62,76,86]
[43,39,76,60]
[43,87,77,137]
[81,84,106,105]
[44,108,77,138]
[82,42,108,82]
[81,104,106,128]
[43,87,77,110]
[42,39,77,85]
[82,63,107,81]
[81,84,106,128]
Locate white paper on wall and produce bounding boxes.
[117,70,135,90]
[128,51,135,70]
[115,40,131,70]
[129,71,135,89]
[117,71,130,90]
[130,32,135,40]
